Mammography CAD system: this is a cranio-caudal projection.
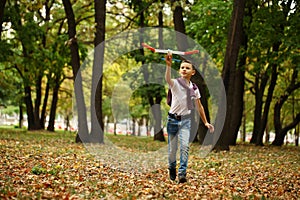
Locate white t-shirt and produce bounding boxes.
[169,79,201,116]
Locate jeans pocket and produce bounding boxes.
[167,117,179,135]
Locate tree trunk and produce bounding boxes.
[18,102,23,128]
[0,0,6,39]
[158,0,164,49]
[228,60,245,145]
[33,76,42,130]
[172,0,188,51]
[90,0,106,143]
[251,1,292,146]
[62,0,89,143]
[11,3,39,131]
[114,119,117,135]
[255,62,278,145]
[40,80,50,129]
[250,74,265,143]
[135,4,165,141]
[241,104,246,142]
[40,4,51,130]
[295,126,299,146]
[272,130,286,146]
[214,0,246,151]
[227,21,247,145]
[24,86,36,130]
[192,70,210,144]
[153,97,165,141]
[132,119,136,136]
[152,3,166,142]
[272,68,300,146]
[172,0,214,145]
[47,78,60,132]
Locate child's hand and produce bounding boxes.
[205,123,214,133]
[165,52,172,67]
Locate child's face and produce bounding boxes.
[179,62,195,79]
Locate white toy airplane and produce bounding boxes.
[142,43,199,55]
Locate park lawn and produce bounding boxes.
[0,129,299,199]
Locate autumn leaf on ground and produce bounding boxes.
[0,130,299,199]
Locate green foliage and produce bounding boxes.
[31,165,47,175]
[0,41,13,62]
[0,0,90,128]
[0,106,19,115]
[31,164,61,175]
[186,0,233,65]
[0,0,298,141]
[245,1,300,132]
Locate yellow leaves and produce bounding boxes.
[1,131,300,199]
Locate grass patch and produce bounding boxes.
[0,127,76,142]
[105,134,167,152]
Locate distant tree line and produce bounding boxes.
[0,0,298,147]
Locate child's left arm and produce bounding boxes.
[195,98,214,133]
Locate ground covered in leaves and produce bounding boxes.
[0,128,299,199]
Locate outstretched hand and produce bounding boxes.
[165,52,172,67]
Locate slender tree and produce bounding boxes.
[129,0,165,141]
[9,2,42,130]
[172,0,188,50]
[272,68,300,146]
[152,0,165,141]
[214,0,246,151]
[62,0,89,142]
[185,0,233,144]
[249,1,294,145]
[171,0,209,143]
[90,0,106,143]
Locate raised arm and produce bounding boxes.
[165,52,174,87]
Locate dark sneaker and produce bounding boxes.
[169,168,176,181]
[178,175,187,183]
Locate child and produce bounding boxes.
[165,52,214,183]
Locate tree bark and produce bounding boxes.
[24,86,36,130]
[214,0,246,151]
[153,95,165,141]
[172,0,199,143]
[272,114,300,146]
[47,78,60,132]
[40,2,51,130]
[272,69,300,146]
[0,0,6,39]
[295,126,299,146]
[18,101,23,128]
[90,0,106,143]
[192,70,210,144]
[34,76,42,130]
[172,0,188,51]
[40,80,50,129]
[251,1,291,146]
[228,54,245,145]
[250,73,265,144]
[11,3,38,130]
[62,0,89,142]
[153,2,165,142]
[255,62,278,145]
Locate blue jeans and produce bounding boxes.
[167,116,191,177]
